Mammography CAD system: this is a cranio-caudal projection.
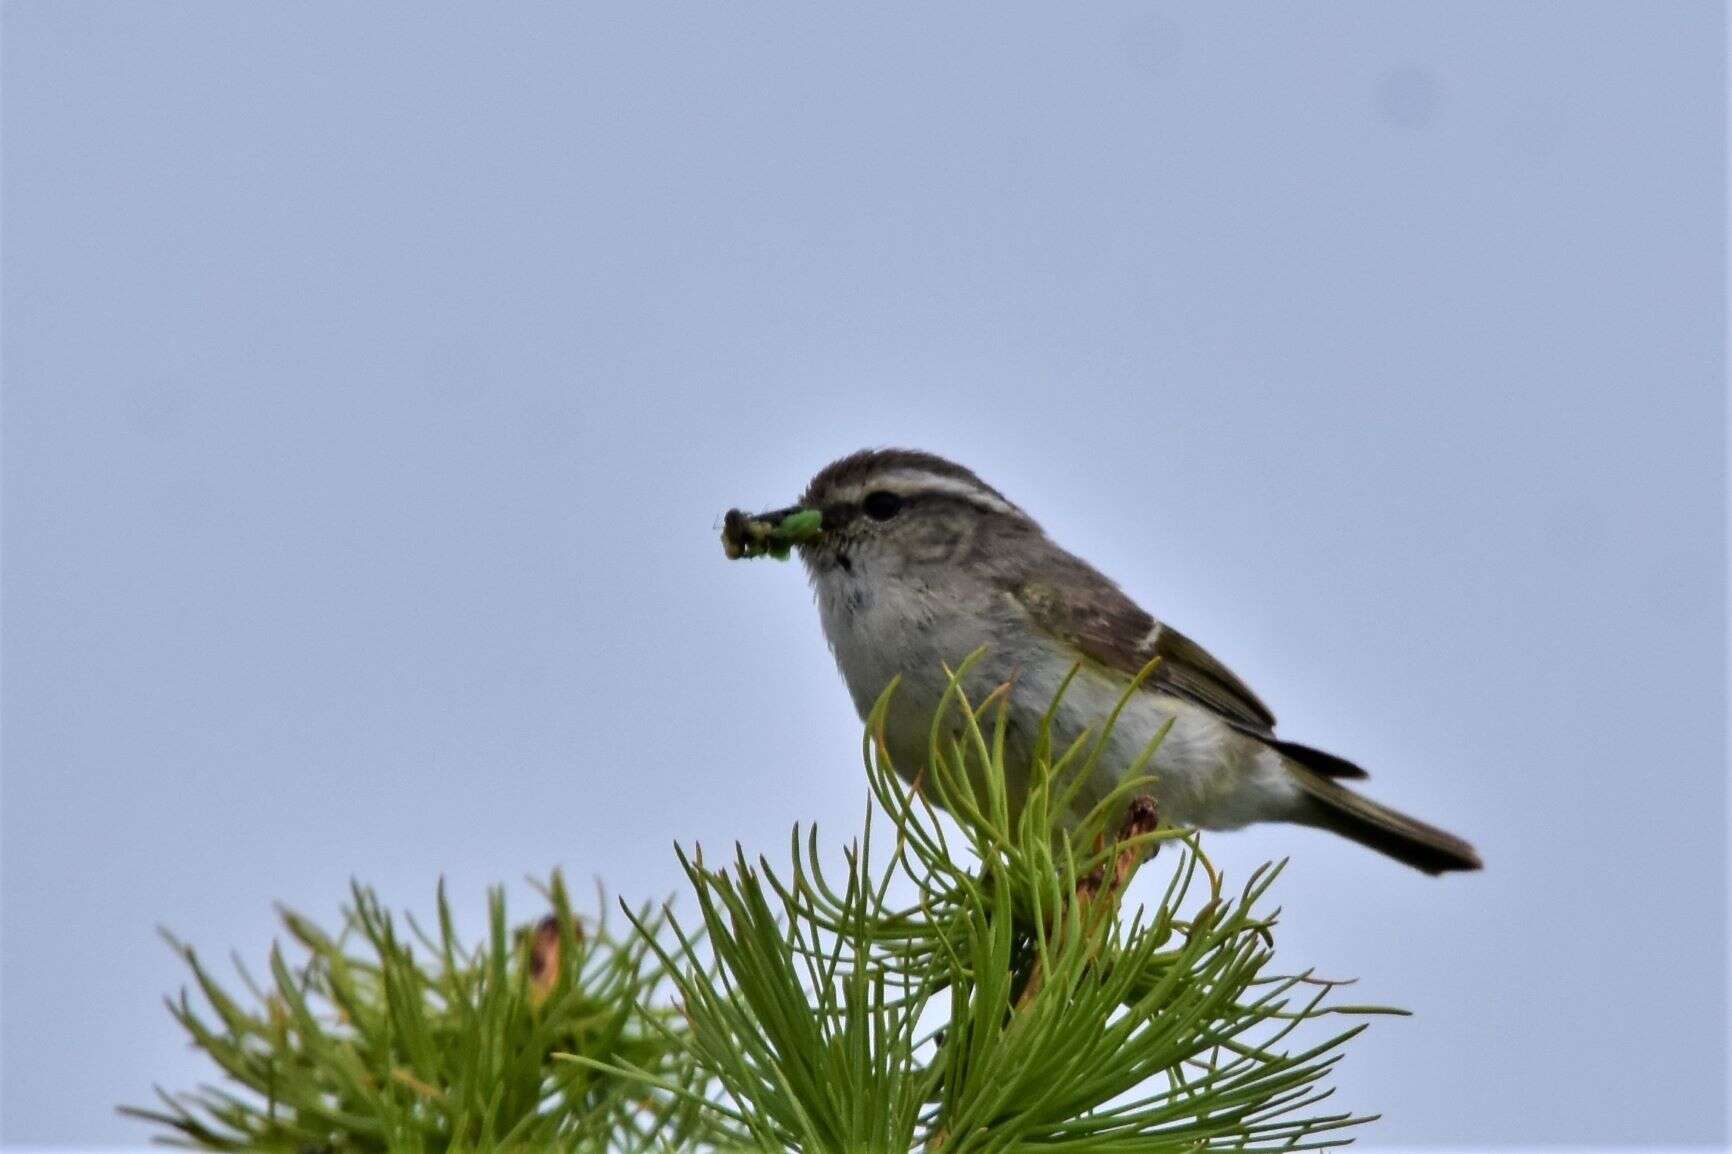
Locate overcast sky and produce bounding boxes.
[3,2,1726,1147]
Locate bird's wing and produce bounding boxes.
[1007,566,1277,735]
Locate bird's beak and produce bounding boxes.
[721,505,824,560]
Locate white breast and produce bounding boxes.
[815,560,993,720]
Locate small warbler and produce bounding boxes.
[724,448,1480,875]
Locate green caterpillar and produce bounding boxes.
[721,507,823,560]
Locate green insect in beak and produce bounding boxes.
[721,506,824,560]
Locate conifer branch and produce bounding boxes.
[130,661,1392,1151]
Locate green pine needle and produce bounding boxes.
[125,875,714,1152]
[133,656,1394,1152]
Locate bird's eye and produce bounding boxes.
[862,490,904,521]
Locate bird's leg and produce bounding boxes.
[1094,795,1162,902]
[1014,796,1160,1010]
[934,802,1162,1152]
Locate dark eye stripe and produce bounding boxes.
[821,488,1008,530]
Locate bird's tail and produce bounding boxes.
[1287,765,1482,875]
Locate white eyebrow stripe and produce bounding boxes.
[839,471,1019,514]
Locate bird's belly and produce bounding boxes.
[862,648,1296,832]
[815,573,1296,831]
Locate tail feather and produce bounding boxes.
[1270,738,1368,780]
[1288,766,1482,875]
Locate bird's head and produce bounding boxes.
[722,448,1037,578]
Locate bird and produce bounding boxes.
[722,448,1481,875]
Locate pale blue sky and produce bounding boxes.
[3,2,1725,1146]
